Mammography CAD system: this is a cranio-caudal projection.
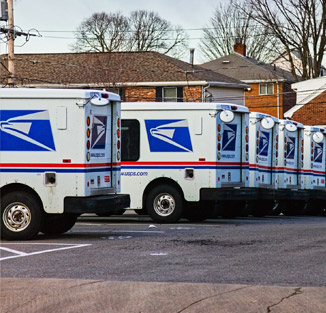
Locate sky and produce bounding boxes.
[1,0,325,66]
[0,0,221,63]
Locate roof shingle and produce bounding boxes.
[0,51,245,87]
[201,53,295,83]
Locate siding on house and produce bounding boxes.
[209,87,245,106]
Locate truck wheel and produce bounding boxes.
[40,214,78,235]
[1,191,43,240]
[146,185,183,223]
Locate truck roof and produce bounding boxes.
[249,112,279,121]
[0,88,121,102]
[279,119,304,129]
[304,125,325,132]
[122,102,249,113]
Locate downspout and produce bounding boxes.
[203,83,211,102]
[277,82,280,119]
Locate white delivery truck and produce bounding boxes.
[300,126,326,215]
[0,88,130,240]
[121,102,251,223]
[248,112,279,216]
[300,126,326,190]
[275,119,307,215]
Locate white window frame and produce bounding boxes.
[259,83,274,95]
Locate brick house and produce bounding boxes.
[0,51,248,105]
[201,43,297,119]
[284,76,326,126]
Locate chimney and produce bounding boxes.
[189,48,195,67]
[234,38,246,56]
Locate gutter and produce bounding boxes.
[241,79,287,83]
[207,81,249,89]
[20,81,249,89]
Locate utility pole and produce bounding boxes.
[0,0,37,86]
[7,0,14,86]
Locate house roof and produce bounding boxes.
[0,51,247,88]
[284,76,326,118]
[271,50,302,64]
[201,53,295,83]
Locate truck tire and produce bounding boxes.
[1,191,43,240]
[40,213,78,235]
[145,185,183,223]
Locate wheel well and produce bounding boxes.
[1,183,44,211]
[142,178,184,209]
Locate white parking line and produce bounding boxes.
[73,229,165,234]
[150,252,168,256]
[112,230,165,234]
[0,243,91,261]
[0,246,28,256]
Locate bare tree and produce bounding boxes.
[71,12,129,52]
[233,0,326,81]
[72,10,188,58]
[200,1,282,62]
[127,10,188,57]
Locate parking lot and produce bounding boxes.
[1,214,326,312]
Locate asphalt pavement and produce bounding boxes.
[1,214,326,312]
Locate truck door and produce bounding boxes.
[311,130,326,188]
[284,124,300,186]
[258,117,275,185]
[87,103,113,193]
[217,110,243,184]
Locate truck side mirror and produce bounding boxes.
[220,110,235,123]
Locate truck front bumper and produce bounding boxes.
[64,194,130,214]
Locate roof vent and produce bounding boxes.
[222,60,230,64]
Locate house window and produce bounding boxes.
[156,87,183,102]
[259,83,274,95]
[163,87,177,102]
[121,119,140,161]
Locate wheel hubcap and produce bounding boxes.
[3,203,31,232]
[153,194,175,217]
